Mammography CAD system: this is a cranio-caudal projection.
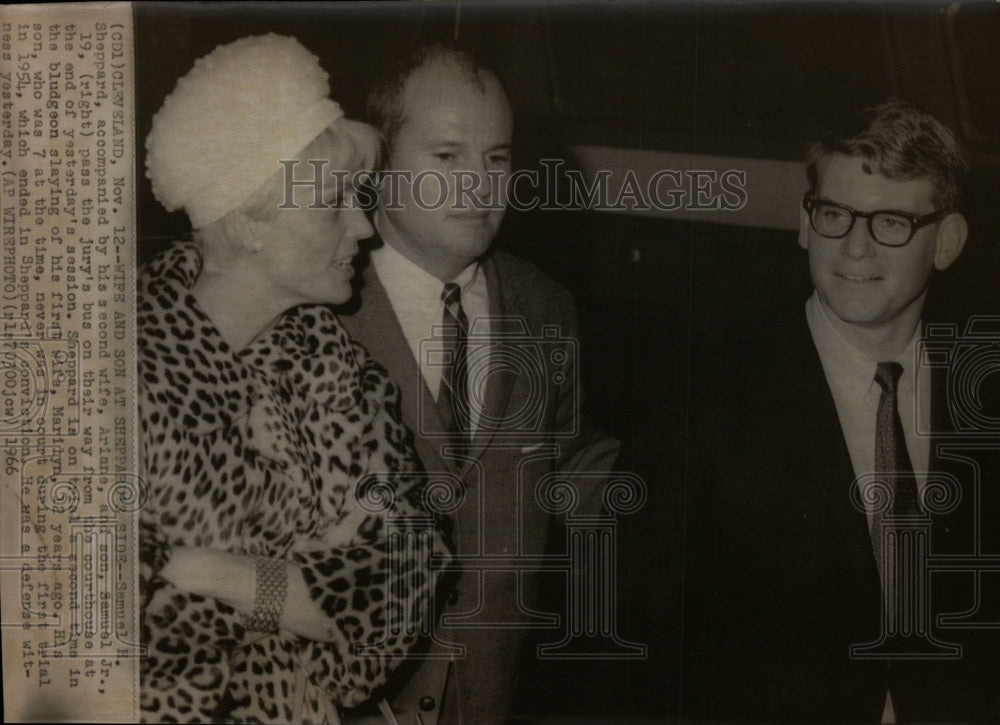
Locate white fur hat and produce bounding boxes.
[145,34,344,228]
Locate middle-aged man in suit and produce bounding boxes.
[682,98,1000,723]
[339,43,621,725]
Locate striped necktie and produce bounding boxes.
[438,282,471,442]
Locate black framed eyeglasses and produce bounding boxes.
[802,194,950,247]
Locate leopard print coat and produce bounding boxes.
[138,241,447,723]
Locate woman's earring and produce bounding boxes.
[241,219,265,253]
[229,213,266,254]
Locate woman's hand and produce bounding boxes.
[291,509,375,552]
[160,546,348,646]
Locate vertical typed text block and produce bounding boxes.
[1,3,139,721]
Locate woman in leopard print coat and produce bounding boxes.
[139,35,449,723]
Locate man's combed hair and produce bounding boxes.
[806,98,968,210]
[366,42,495,154]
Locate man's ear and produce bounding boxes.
[933,212,968,271]
[798,205,811,250]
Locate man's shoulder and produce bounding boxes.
[699,292,814,371]
[490,249,576,315]
[689,293,819,430]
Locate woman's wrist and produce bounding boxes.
[241,556,288,632]
[160,547,254,602]
[158,547,288,632]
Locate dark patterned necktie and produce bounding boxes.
[871,361,922,615]
[438,282,471,442]
[874,362,921,517]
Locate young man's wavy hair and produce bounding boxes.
[805,98,968,211]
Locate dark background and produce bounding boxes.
[134,2,1000,721]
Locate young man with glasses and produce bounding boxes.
[798,101,968,363]
[683,99,999,723]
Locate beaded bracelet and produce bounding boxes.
[241,556,287,632]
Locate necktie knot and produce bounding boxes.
[442,282,462,310]
[875,361,903,394]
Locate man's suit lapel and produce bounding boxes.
[791,323,877,572]
[351,246,532,478]
[926,362,976,556]
[793,325,967,568]
[457,254,522,476]
[350,256,451,476]
[927,363,955,474]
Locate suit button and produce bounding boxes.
[447,588,459,606]
[419,696,436,712]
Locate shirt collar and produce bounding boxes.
[373,208,481,296]
[806,290,921,406]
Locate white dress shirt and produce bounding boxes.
[370,232,490,432]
